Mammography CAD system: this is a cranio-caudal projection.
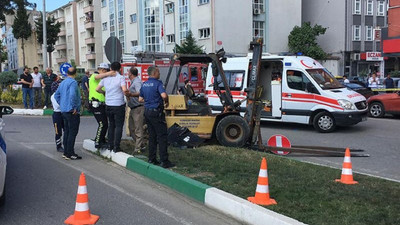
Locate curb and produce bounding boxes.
[12,108,93,116]
[82,139,306,225]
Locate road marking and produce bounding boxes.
[15,141,194,225]
[19,142,84,145]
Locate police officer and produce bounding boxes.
[139,66,175,168]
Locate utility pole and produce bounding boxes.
[42,0,48,70]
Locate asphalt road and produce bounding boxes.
[259,117,400,182]
[0,115,241,225]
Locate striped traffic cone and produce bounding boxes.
[335,148,358,185]
[247,157,277,205]
[65,173,99,225]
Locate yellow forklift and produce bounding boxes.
[163,40,265,148]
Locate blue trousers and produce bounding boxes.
[62,112,80,157]
[22,88,33,109]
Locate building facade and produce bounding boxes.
[303,0,388,77]
[98,0,301,63]
[382,0,400,72]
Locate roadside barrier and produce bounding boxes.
[247,157,277,206]
[335,148,358,185]
[65,173,99,225]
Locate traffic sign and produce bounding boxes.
[105,36,122,63]
[60,63,72,77]
[267,135,291,155]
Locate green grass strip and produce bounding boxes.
[121,140,400,225]
[126,157,210,203]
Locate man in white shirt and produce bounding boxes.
[31,66,43,108]
[96,62,128,153]
[343,75,350,84]
[368,73,379,88]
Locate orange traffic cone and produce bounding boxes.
[335,148,358,185]
[247,157,277,205]
[65,173,99,225]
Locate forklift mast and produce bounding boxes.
[244,39,264,147]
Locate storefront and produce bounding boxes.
[359,52,385,78]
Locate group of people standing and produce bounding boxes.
[19,67,58,109]
[52,62,174,168]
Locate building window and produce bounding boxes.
[179,0,189,41]
[166,2,174,13]
[354,0,361,14]
[253,21,264,40]
[144,0,160,52]
[167,34,175,44]
[102,22,107,31]
[109,0,115,37]
[366,26,373,41]
[353,25,361,41]
[199,0,209,5]
[101,0,106,7]
[377,1,385,16]
[199,28,210,39]
[131,40,138,46]
[130,13,137,23]
[366,0,373,15]
[253,0,264,12]
[117,0,125,51]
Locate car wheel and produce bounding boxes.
[216,115,250,147]
[313,111,336,133]
[0,182,5,206]
[369,102,384,118]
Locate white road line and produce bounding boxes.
[16,141,194,225]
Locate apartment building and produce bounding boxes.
[2,9,41,71]
[100,0,301,63]
[303,0,388,77]
[382,0,400,72]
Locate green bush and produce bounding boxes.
[389,71,400,77]
[0,71,18,89]
[1,88,22,104]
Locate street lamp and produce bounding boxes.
[42,0,47,69]
[163,0,176,53]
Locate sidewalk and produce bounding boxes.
[82,139,306,225]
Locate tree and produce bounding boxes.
[11,0,32,67]
[0,1,34,23]
[35,14,61,68]
[174,31,204,54]
[288,22,328,60]
[0,40,7,72]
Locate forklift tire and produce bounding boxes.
[313,111,336,133]
[216,115,250,147]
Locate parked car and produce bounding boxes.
[0,106,14,206]
[343,82,374,99]
[367,92,400,118]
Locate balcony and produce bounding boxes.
[57,16,65,23]
[55,43,67,50]
[85,37,95,44]
[86,52,96,60]
[56,57,68,64]
[58,30,66,37]
[85,21,95,29]
[83,5,94,14]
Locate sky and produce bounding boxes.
[29,0,71,12]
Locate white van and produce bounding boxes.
[205,54,368,132]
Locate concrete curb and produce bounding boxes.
[205,188,306,225]
[12,108,43,116]
[82,139,306,225]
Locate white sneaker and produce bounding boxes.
[43,106,47,109]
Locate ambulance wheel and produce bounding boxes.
[216,115,250,147]
[368,102,384,118]
[313,111,336,133]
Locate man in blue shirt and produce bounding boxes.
[54,67,82,160]
[139,66,174,168]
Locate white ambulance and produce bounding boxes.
[205,54,368,132]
